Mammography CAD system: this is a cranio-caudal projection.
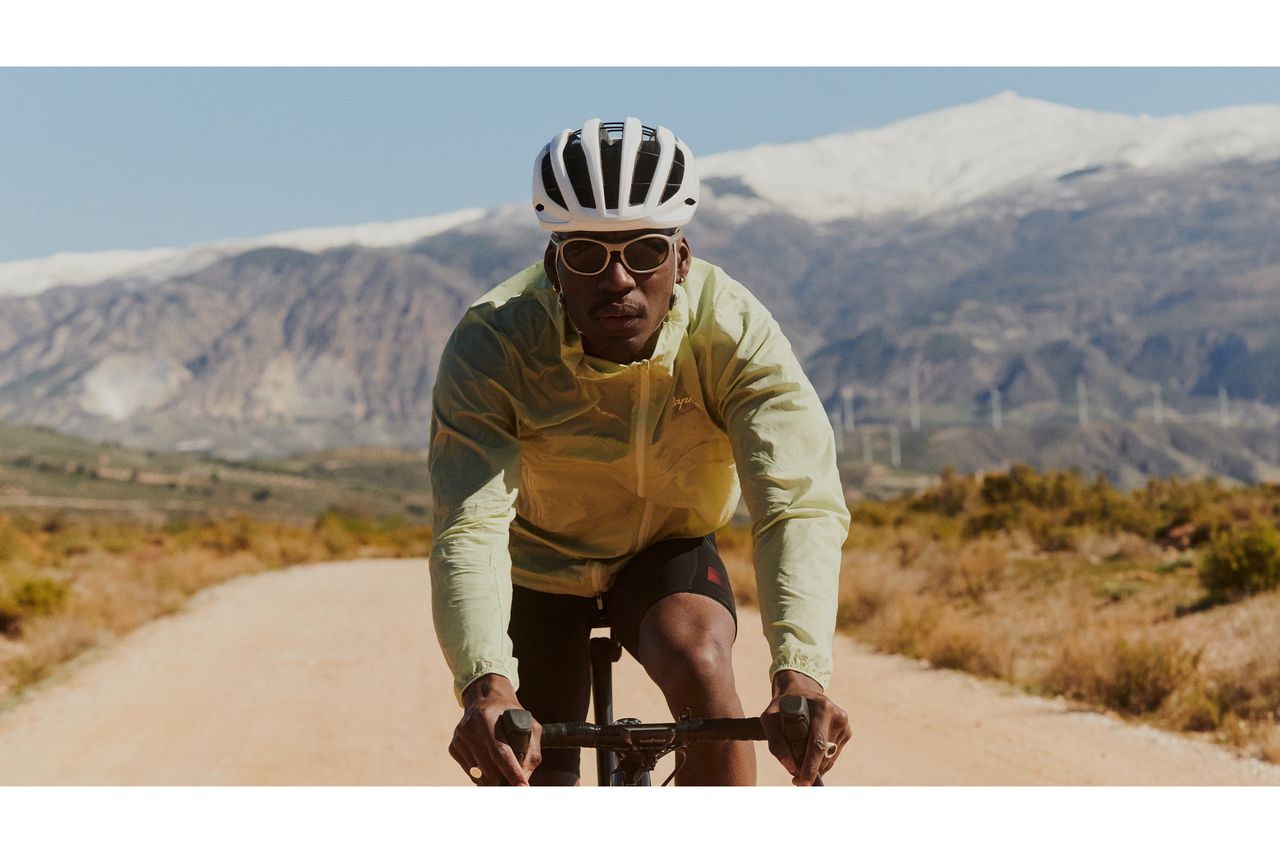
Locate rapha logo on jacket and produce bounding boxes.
[672,395,697,414]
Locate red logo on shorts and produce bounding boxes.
[707,564,724,586]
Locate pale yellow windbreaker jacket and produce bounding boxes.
[429,258,851,701]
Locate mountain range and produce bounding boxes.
[2,92,1279,485]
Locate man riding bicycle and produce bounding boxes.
[430,118,852,785]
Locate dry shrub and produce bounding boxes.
[835,554,914,628]
[920,612,1011,679]
[842,523,897,551]
[5,615,103,689]
[921,537,1008,600]
[0,518,45,564]
[0,637,24,693]
[1160,680,1223,732]
[861,593,938,658]
[1041,629,1201,716]
[891,527,929,568]
[2,511,433,700]
[0,571,71,636]
[714,525,752,555]
[1077,530,1164,564]
[12,548,265,686]
[823,474,1280,760]
[1258,722,1280,764]
[838,544,1011,675]
[1004,528,1040,559]
[95,526,149,556]
[1203,657,1280,727]
[64,554,182,636]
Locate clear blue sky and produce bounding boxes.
[4,67,1280,263]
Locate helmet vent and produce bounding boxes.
[629,141,661,206]
[660,148,686,204]
[561,139,597,209]
[539,152,567,209]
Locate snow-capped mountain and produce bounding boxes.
[3,92,1280,483]
[9,93,1280,297]
[0,208,486,298]
[699,91,1280,222]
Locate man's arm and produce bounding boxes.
[429,319,539,784]
[429,319,523,701]
[703,271,853,783]
[707,277,851,688]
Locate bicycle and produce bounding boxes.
[497,632,825,786]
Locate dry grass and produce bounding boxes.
[919,536,1009,601]
[1258,723,1280,764]
[718,476,1280,763]
[9,491,1273,761]
[1041,628,1202,716]
[919,611,1014,679]
[0,512,431,698]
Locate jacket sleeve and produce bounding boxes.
[429,316,523,703]
[708,277,851,688]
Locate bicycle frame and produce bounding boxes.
[589,634,626,784]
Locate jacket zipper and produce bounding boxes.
[634,364,650,498]
[632,364,653,552]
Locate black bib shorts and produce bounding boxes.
[507,533,737,781]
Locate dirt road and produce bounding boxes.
[0,559,1276,785]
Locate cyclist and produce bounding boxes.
[430,117,852,786]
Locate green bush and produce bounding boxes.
[848,501,901,528]
[0,573,70,635]
[0,520,43,565]
[1102,637,1201,715]
[13,575,68,616]
[1199,520,1280,600]
[908,467,976,517]
[863,465,1280,558]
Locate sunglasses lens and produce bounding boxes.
[621,237,671,273]
[558,234,674,275]
[560,240,610,274]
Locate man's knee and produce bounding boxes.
[636,593,738,703]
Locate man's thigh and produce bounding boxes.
[604,533,738,661]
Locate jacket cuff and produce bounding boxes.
[769,652,832,691]
[454,659,521,705]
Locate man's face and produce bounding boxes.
[544,229,692,364]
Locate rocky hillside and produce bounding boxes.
[2,94,1279,483]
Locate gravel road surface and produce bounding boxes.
[1,559,1276,785]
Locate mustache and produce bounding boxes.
[589,300,645,318]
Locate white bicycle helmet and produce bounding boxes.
[532,117,700,233]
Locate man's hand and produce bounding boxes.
[450,674,542,786]
[761,670,851,786]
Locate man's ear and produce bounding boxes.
[676,236,692,282]
[543,242,559,289]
